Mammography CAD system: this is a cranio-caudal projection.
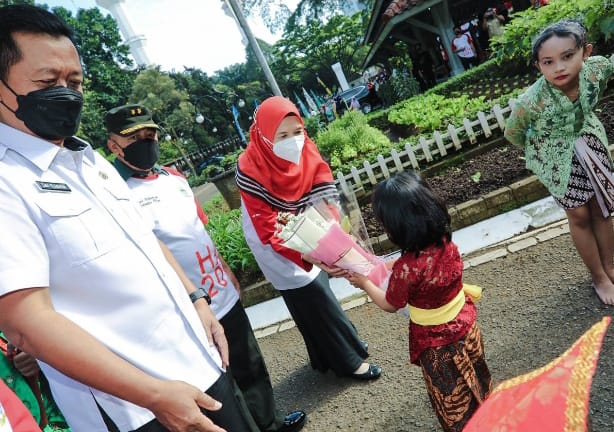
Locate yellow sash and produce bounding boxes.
[407,283,482,326]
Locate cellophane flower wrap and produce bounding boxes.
[275,190,390,287]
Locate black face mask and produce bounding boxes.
[122,138,160,171]
[1,79,83,140]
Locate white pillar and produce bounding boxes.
[331,62,350,91]
[432,0,464,76]
[95,0,151,67]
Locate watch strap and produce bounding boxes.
[189,288,212,305]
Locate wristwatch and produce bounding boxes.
[189,288,212,305]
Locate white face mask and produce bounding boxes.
[273,135,305,164]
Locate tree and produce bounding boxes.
[51,6,136,148]
[270,12,369,97]
[0,0,35,6]
[130,67,198,162]
[241,0,371,33]
[170,68,221,148]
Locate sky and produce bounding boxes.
[41,0,287,75]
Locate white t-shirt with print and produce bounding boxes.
[125,169,240,319]
[452,33,476,59]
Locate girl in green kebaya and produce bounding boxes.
[505,19,614,304]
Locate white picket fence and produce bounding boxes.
[335,98,517,197]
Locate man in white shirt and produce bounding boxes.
[0,5,258,431]
[451,26,479,70]
[104,103,307,432]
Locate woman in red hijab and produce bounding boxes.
[237,96,382,380]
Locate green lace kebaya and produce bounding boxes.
[504,56,614,198]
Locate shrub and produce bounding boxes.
[490,0,613,64]
[304,113,327,136]
[206,207,259,275]
[188,151,240,188]
[387,93,490,133]
[377,70,421,106]
[315,110,392,171]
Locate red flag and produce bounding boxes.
[464,317,611,432]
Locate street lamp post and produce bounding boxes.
[193,90,247,148]
[194,113,218,134]
[161,126,197,177]
[223,0,282,96]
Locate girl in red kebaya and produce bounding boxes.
[348,170,491,432]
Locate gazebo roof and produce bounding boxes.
[383,0,426,21]
[363,0,442,68]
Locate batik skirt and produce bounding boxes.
[554,134,614,217]
[418,323,492,432]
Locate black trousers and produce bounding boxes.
[459,56,478,70]
[220,300,285,431]
[101,372,259,432]
[281,271,367,376]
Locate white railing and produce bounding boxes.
[335,99,517,197]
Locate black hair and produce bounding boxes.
[372,170,451,257]
[0,5,76,80]
[531,19,588,64]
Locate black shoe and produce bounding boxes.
[351,363,382,381]
[279,410,306,432]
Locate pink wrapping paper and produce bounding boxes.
[306,223,389,286]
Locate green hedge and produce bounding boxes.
[490,0,614,64]
[205,205,259,275]
[315,110,392,171]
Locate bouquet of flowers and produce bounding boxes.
[275,192,390,286]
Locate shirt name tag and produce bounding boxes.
[35,181,72,193]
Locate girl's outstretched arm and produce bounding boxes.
[347,272,398,313]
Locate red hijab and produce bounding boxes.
[237,96,333,203]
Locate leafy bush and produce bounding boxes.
[426,58,532,98]
[158,141,180,165]
[490,0,614,64]
[306,114,332,137]
[315,110,392,171]
[206,207,259,275]
[387,94,490,133]
[202,193,226,215]
[188,172,209,188]
[188,151,240,188]
[377,70,421,106]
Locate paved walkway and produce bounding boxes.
[193,182,219,204]
[246,196,568,336]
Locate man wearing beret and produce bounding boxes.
[0,5,259,431]
[105,103,307,432]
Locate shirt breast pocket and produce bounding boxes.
[103,182,154,234]
[35,195,124,265]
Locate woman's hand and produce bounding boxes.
[301,254,348,278]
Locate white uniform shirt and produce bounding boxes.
[0,123,223,431]
[124,169,239,319]
[241,202,320,290]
